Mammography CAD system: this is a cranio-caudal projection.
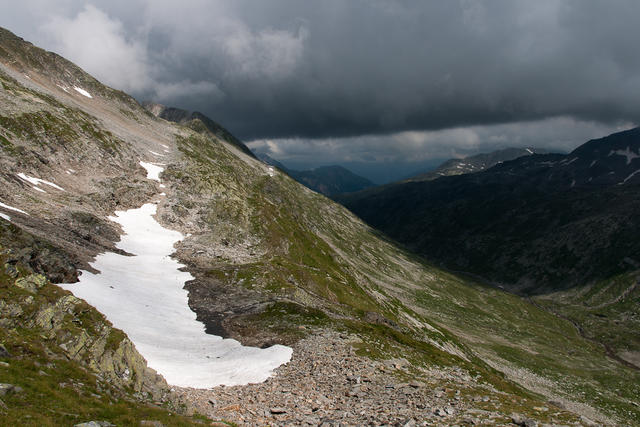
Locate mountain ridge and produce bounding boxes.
[406,146,550,182]
[256,152,375,196]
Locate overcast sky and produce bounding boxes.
[1,1,638,182]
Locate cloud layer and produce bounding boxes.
[1,0,638,174]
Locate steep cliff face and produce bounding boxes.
[1,258,166,397]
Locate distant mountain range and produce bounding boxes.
[257,153,375,196]
[339,127,640,294]
[406,147,549,182]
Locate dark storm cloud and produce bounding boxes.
[1,0,639,141]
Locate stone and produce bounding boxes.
[579,416,599,427]
[0,344,9,358]
[270,407,287,414]
[14,274,47,293]
[140,421,165,427]
[511,415,538,427]
[434,408,447,417]
[74,422,115,427]
[0,384,19,396]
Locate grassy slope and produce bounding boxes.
[169,131,638,424]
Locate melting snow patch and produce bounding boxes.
[159,184,166,188]
[17,173,65,191]
[60,203,291,387]
[267,167,275,177]
[149,150,164,157]
[0,201,28,215]
[0,213,10,222]
[32,186,46,193]
[526,148,534,154]
[73,86,93,98]
[609,147,639,165]
[139,161,164,181]
[57,84,70,93]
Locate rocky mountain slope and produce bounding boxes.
[339,128,640,294]
[1,26,638,425]
[143,102,256,159]
[406,147,548,182]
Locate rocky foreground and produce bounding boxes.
[178,332,586,427]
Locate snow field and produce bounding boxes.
[60,162,292,387]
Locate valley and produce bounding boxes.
[0,25,638,427]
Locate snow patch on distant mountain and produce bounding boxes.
[17,172,65,191]
[609,146,639,165]
[0,200,29,215]
[73,86,93,98]
[0,213,10,221]
[622,169,640,184]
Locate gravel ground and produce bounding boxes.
[175,331,571,426]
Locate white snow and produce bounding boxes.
[32,186,46,193]
[267,167,275,177]
[17,173,65,191]
[164,149,170,153]
[0,201,29,215]
[560,157,578,166]
[609,147,640,165]
[149,150,164,157]
[60,203,292,387]
[0,213,10,221]
[56,84,70,93]
[139,161,164,181]
[73,86,93,98]
[525,148,534,154]
[621,169,640,184]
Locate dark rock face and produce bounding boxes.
[143,102,256,158]
[340,128,640,294]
